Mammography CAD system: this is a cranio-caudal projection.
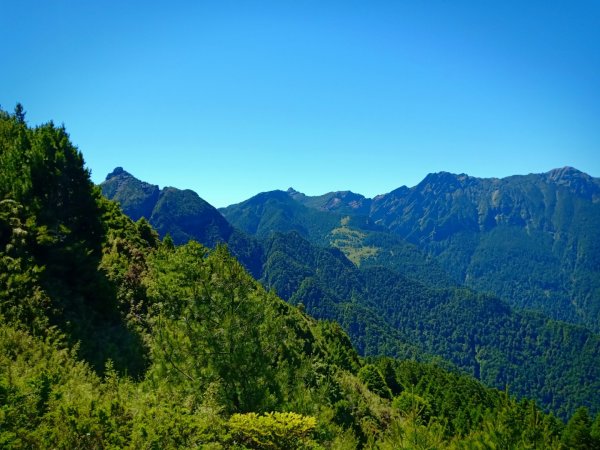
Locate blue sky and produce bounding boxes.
[2,1,599,207]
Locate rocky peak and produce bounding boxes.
[105,166,132,181]
[416,171,474,195]
[287,187,307,202]
[546,166,583,181]
[545,167,599,200]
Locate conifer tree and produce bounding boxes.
[562,407,593,449]
[14,103,25,123]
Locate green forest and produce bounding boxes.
[2,106,600,448]
[221,170,600,333]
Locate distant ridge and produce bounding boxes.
[223,168,600,332]
[101,167,232,246]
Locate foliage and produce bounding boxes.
[562,407,594,449]
[224,170,600,333]
[364,169,600,331]
[104,162,600,419]
[357,364,392,400]
[0,107,147,374]
[392,391,432,423]
[228,412,318,449]
[144,242,291,413]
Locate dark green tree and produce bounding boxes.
[380,358,402,396]
[14,103,26,123]
[358,363,392,399]
[562,407,593,449]
[145,242,288,412]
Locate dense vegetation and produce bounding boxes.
[102,167,264,278]
[261,231,600,419]
[4,106,600,447]
[102,167,234,247]
[284,170,600,332]
[219,189,342,247]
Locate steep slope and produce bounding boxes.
[222,189,454,288]
[0,120,147,375]
[150,187,232,246]
[328,216,455,288]
[365,168,600,330]
[101,167,160,221]
[262,231,600,419]
[102,167,234,246]
[101,168,264,277]
[102,168,600,418]
[284,169,600,330]
[219,189,341,246]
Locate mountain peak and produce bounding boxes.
[416,171,475,194]
[101,169,160,222]
[422,171,470,183]
[545,167,599,200]
[546,166,583,181]
[105,166,133,181]
[101,169,233,246]
[287,187,307,202]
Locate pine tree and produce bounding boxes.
[14,103,26,123]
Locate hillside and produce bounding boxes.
[5,106,597,447]
[219,189,341,246]
[261,231,600,419]
[278,169,600,331]
[221,190,455,288]
[102,167,234,246]
[101,168,264,278]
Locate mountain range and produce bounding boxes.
[222,167,600,331]
[101,166,600,419]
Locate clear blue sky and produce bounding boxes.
[2,1,599,207]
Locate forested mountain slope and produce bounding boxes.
[103,170,453,287]
[102,166,234,246]
[281,169,600,331]
[261,231,600,419]
[219,189,341,246]
[101,167,264,277]
[221,189,455,288]
[5,106,598,447]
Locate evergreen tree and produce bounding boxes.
[358,363,392,399]
[562,407,593,449]
[14,103,25,123]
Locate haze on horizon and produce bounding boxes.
[2,1,599,207]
